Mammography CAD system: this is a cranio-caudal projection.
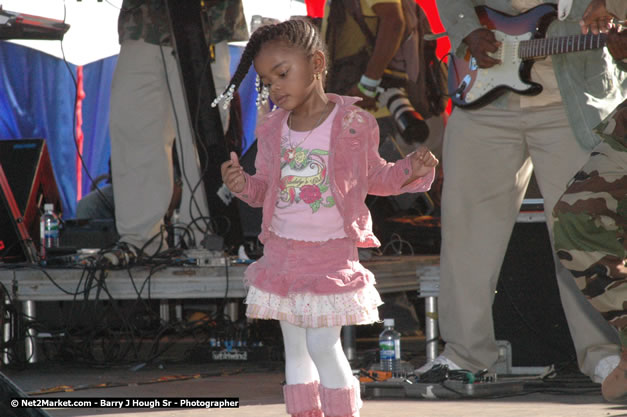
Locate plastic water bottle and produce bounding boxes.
[40,203,60,258]
[379,318,401,372]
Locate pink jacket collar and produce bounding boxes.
[256,94,361,137]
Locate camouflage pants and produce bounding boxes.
[553,100,627,348]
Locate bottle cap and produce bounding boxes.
[44,203,54,211]
[384,318,394,327]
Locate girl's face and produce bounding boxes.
[254,40,323,111]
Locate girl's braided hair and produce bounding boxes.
[218,19,327,102]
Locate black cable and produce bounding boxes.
[159,43,210,236]
[138,227,167,264]
[126,267,148,302]
[60,1,115,215]
[190,50,217,223]
[171,224,195,248]
[69,266,139,364]
[1,259,267,366]
[219,255,230,314]
[96,276,149,361]
[439,52,455,99]
[63,265,91,345]
[34,266,96,296]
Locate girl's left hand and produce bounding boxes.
[407,147,438,182]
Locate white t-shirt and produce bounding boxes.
[511,0,544,12]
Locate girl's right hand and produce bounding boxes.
[221,152,246,193]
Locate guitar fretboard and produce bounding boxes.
[519,33,607,59]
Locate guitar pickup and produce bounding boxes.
[486,46,504,63]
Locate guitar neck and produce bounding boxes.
[519,33,607,59]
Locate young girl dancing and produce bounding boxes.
[217,19,438,417]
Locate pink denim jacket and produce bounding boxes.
[234,93,435,247]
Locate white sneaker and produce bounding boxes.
[593,354,620,384]
[415,354,462,375]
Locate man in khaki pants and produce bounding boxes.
[417,0,626,383]
[109,0,247,258]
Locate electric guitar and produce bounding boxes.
[448,4,607,109]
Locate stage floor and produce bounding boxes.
[4,362,625,417]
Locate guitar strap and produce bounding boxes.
[345,0,418,44]
[344,0,377,46]
[344,0,420,80]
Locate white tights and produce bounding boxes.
[280,321,354,389]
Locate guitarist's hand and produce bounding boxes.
[607,29,627,60]
[580,0,614,35]
[463,28,501,68]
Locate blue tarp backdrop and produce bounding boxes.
[0,42,116,218]
[0,42,256,219]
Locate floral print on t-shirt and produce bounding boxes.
[277,143,336,213]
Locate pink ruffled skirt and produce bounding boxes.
[244,235,383,328]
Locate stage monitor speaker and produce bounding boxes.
[493,196,577,367]
[0,139,62,255]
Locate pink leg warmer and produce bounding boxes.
[283,381,324,417]
[319,378,362,417]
